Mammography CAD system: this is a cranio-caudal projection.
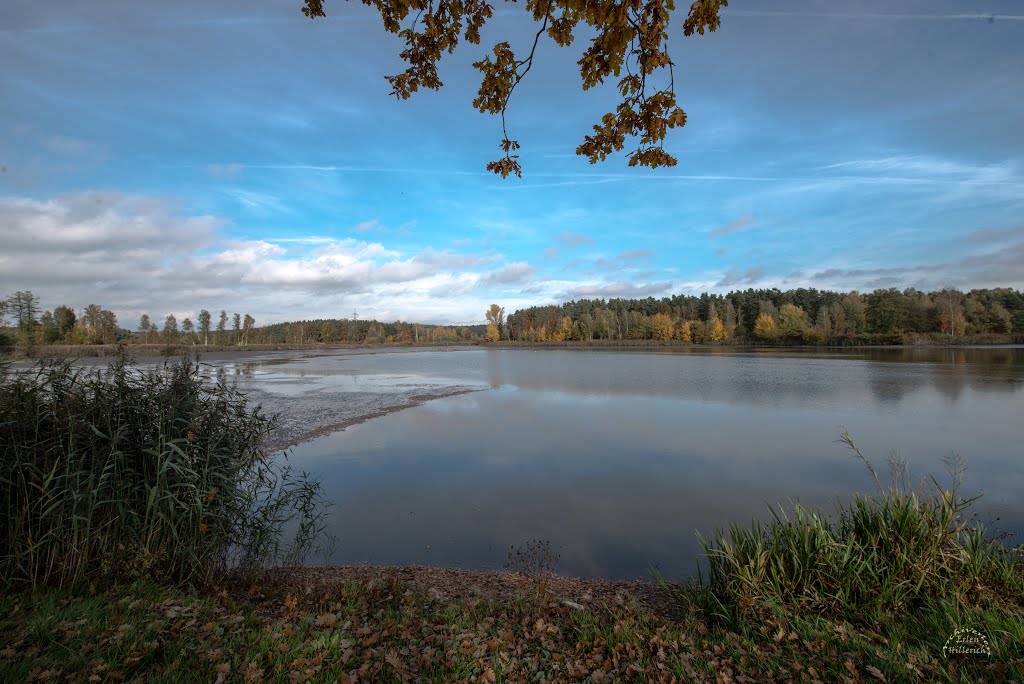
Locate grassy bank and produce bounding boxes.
[1,560,1020,683]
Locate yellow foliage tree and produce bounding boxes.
[777,303,808,338]
[651,313,674,340]
[676,320,693,343]
[754,313,777,339]
[485,322,500,342]
[708,316,726,342]
[556,316,576,341]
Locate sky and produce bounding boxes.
[1,0,1023,326]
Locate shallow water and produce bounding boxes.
[266,347,1024,580]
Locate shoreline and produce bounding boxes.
[257,386,483,452]
[4,339,1023,361]
[246,564,673,617]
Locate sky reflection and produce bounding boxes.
[283,348,1024,579]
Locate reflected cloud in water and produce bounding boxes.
[284,347,1024,579]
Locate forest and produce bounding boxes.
[2,286,1022,350]
[0,291,485,349]
[504,286,1024,345]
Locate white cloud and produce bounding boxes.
[556,231,593,248]
[45,135,93,155]
[479,262,536,286]
[709,215,755,238]
[558,280,675,300]
[0,191,544,325]
[206,163,244,178]
[352,219,386,233]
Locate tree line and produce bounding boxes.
[4,286,1022,350]
[502,287,1024,344]
[0,293,261,348]
[0,291,483,348]
[244,318,484,345]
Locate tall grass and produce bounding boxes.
[692,431,1023,625]
[0,350,331,589]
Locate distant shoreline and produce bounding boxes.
[4,339,1023,361]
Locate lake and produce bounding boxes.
[249,346,1024,581]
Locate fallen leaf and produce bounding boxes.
[283,593,298,616]
[844,659,859,679]
[865,665,886,681]
[314,613,337,629]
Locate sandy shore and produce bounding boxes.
[247,384,482,452]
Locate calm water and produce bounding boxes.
[275,347,1023,581]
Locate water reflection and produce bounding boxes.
[284,348,1024,579]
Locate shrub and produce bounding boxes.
[0,350,330,589]
[693,432,1023,625]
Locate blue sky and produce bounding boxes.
[1,0,1022,326]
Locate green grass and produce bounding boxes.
[1,568,1020,683]
[663,432,1024,681]
[0,350,330,590]
[689,437,1023,627]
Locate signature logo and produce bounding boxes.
[942,628,992,658]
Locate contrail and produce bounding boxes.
[181,163,1023,188]
[0,15,368,34]
[5,8,1021,34]
[727,10,1024,22]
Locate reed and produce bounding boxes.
[692,433,1023,626]
[0,350,330,589]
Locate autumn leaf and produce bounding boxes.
[283,593,298,617]
[865,665,886,681]
[241,660,265,682]
[314,612,338,628]
[844,659,859,680]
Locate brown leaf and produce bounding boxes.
[283,593,298,616]
[314,612,337,629]
[865,665,886,681]
[215,661,231,684]
[242,660,264,683]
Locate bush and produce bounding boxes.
[693,433,1023,625]
[0,350,330,589]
